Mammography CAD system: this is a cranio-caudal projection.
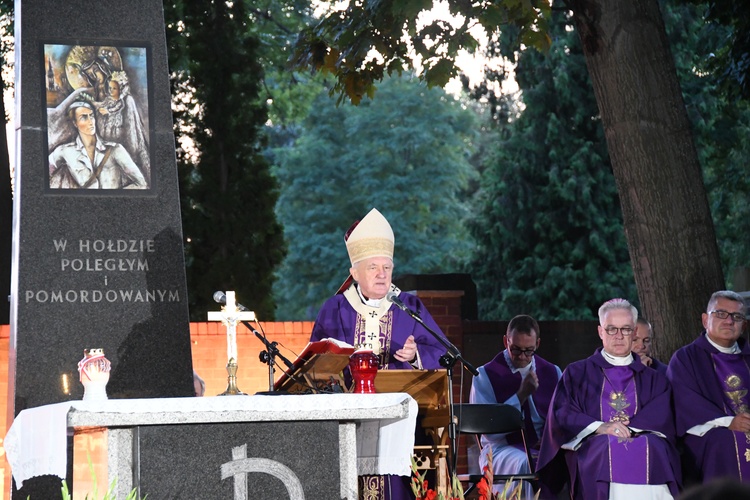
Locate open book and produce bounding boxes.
[273,338,356,393]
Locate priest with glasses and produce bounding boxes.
[469,314,562,498]
[537,298,681,499]
[668,290,750,484]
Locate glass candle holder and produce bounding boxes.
[349,349,380,394]
[78,348,111,401]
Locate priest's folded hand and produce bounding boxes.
[596,421,631,437]
[728,413,750,433]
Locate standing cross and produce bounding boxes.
[207,291,256,364]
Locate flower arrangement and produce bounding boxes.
[411,455,464,500]
[410,446,533,500]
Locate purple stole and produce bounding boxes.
[712,353,750,480]
[483,353,557,446]
[600,366,650,484]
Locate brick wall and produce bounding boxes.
[190,320,315,396]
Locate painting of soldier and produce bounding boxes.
[45,44,151,190]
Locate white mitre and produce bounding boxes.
[345,208,395,265]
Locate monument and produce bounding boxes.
[10,0,194,497]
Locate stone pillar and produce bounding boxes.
[11,1,194,497]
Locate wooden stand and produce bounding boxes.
[376,370,451,494]
[274,344,451,495]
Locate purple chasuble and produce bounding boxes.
[668,333,750,483]
[712,352,750,480]
[600,366,649,484]
[537,349,680,499]
[311,288,448,371]
[483,352,558,446]
[311,287,449,500]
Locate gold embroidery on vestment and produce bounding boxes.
[608,391,631,423]
[359,475,385,500]
[355,312,393,366]
[724,373,750,414]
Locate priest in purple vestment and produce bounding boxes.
[667,290,750,484]
[310,208,449,499]
[633,317,668,374]
[469,314,561,497]
[536,298,680,500]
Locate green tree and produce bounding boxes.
[690,0,750,100]
[664,1,750,290]
[469,10,636,321]
[238,0,325,134]
[165,0,285,320]
[289,0,726,356]
[273,75,477,320]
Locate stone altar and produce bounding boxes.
[5,393,418,499]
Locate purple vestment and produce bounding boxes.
[667,332,750,482]
[311,289,448,370]
[650,357,668,375]
[482,353,559,447]
[536,349,681,499]
[311,286,448,500]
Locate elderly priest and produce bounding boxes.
[310,207,448,499]
[536,298,681,499]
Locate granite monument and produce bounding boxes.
[10,0,194,496]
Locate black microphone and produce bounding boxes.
[213,291,249,311]
[389,292,478,378]
[386,291,409,312]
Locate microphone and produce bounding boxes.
[213,291,249,311]
[389,292,478,377]
[386,291,409,312]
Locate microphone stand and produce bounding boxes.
[241,319,295,395]
[393,304,478,479]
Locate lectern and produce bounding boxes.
[274,341,452,492]
[375,370,451,490]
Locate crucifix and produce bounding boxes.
[207,291,255,395]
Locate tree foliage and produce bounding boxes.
[664,1,750,287]
[689,0,750,100]
[288,0,731,358]
[273,75,477,320]
[290,0,551,104]
[238,0,325,130]
[165,0,285,320]
[468,10,636,320]
[470,1,750,321]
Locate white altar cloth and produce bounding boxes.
[5,392,418,488]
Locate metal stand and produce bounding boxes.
[219,358,247,396]
[394,302,478,478]
[242,319,295,395]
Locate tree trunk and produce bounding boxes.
[572,0,725,358]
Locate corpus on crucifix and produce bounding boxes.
[207,291,255,395]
